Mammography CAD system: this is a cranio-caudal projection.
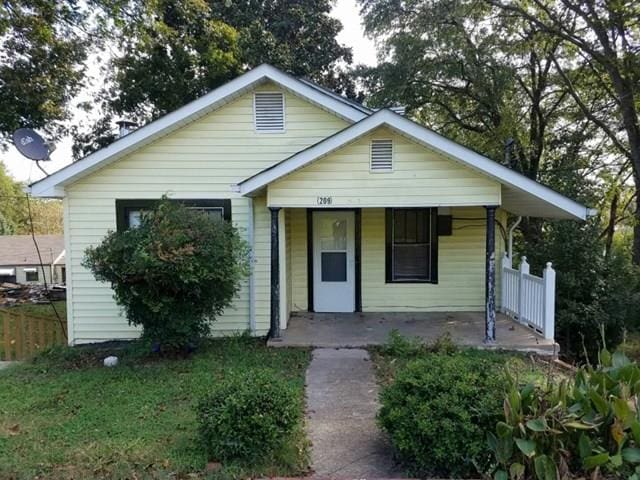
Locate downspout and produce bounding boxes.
[508,216,522,260]
[247,197,256,332]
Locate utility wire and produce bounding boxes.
[25,193,67,340]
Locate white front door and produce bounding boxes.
[313,211,355,313]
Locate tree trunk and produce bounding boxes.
[604,190,619,259]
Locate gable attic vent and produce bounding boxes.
[370,139,393,172]
[254,92,285,132]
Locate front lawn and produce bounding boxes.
[0,337,310,479]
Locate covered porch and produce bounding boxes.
[268,311,557,354]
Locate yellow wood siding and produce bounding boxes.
[65,84,348,343]
[283,206,506,314]
[267,127,501,208]
[361,207,502,311]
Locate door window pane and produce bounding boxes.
[319,218,347,250]
[321,252,347,282]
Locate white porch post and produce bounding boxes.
[500,252,511,313]
[543,262,556,340]
[517,256,529,320]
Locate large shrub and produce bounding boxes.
[490,348,640,480]
[378,352,508,478]
[196,369,301,462]
[83,199,250,351]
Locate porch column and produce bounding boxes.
[269,207,281,339]
[484,205,498,344]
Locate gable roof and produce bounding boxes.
[0,235,65,266]
[237,109,592,221]
[29,64,372,198]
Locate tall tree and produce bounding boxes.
[73,0,353,158]
[482,0,640,263]
[357,0,606,241]
[0,0,91,148]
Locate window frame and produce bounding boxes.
[25,268,39,282]
[116,199,232,231]
[385,207,438,284]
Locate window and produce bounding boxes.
[254,92,285,132]
[116,199,231,231]
[24,268,39,282]
[370,139,393,172]
[385,208,438,283]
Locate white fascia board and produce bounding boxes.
[29,64,370,198]
[238,109,589,221]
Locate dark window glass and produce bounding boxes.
[321,252,347,282]
[116,199,231,231]
[26,270,39,282]
[388,208,435,282]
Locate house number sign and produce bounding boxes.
[317,196,333,205]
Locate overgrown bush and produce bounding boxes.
[83,198,250,352]
[196,369,301,462]
[489,347,640,480]
[378,352,508,477]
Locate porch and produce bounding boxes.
[268,311,558,354]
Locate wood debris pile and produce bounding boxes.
[0,283,66,307]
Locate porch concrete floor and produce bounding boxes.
[269,311,558,355]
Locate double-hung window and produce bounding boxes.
[385,208,438,283]
[116,199,231,231]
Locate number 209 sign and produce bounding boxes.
[317,196,333,205]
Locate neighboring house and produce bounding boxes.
[0,235,66,285]
[29,64,592,346]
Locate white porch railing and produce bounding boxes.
[501,254,556,340]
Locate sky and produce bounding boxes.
[2,0,377,184]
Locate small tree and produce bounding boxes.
[83,199,250,352]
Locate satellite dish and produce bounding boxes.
[12,128,51,161]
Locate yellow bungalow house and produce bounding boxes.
[29,65,592,352]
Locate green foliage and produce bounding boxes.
[0,1,90,146]
[197,369,302,462]
[73,0,355,157]
[524,219,640,362]
[378,351,508,477]
[490,348,640,480]
[82,199,250,352]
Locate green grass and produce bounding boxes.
[0,336,311,479]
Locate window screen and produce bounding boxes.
[386,208,438,283]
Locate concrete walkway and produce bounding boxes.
[305,348,402,478]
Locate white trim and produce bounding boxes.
[23,267,38,273]
[0,268,15,275]
[63,197,75,344]
[238,109,590,220]
[52,249,66,266]
[29,64,370,198]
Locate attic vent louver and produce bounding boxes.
[254,92,285,132]
[370,139,393,172]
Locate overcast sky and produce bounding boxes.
[2,0,377,183]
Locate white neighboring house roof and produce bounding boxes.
[237,109,593,221]
[29,64,372,198]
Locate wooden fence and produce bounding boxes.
[0,308,67,360]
